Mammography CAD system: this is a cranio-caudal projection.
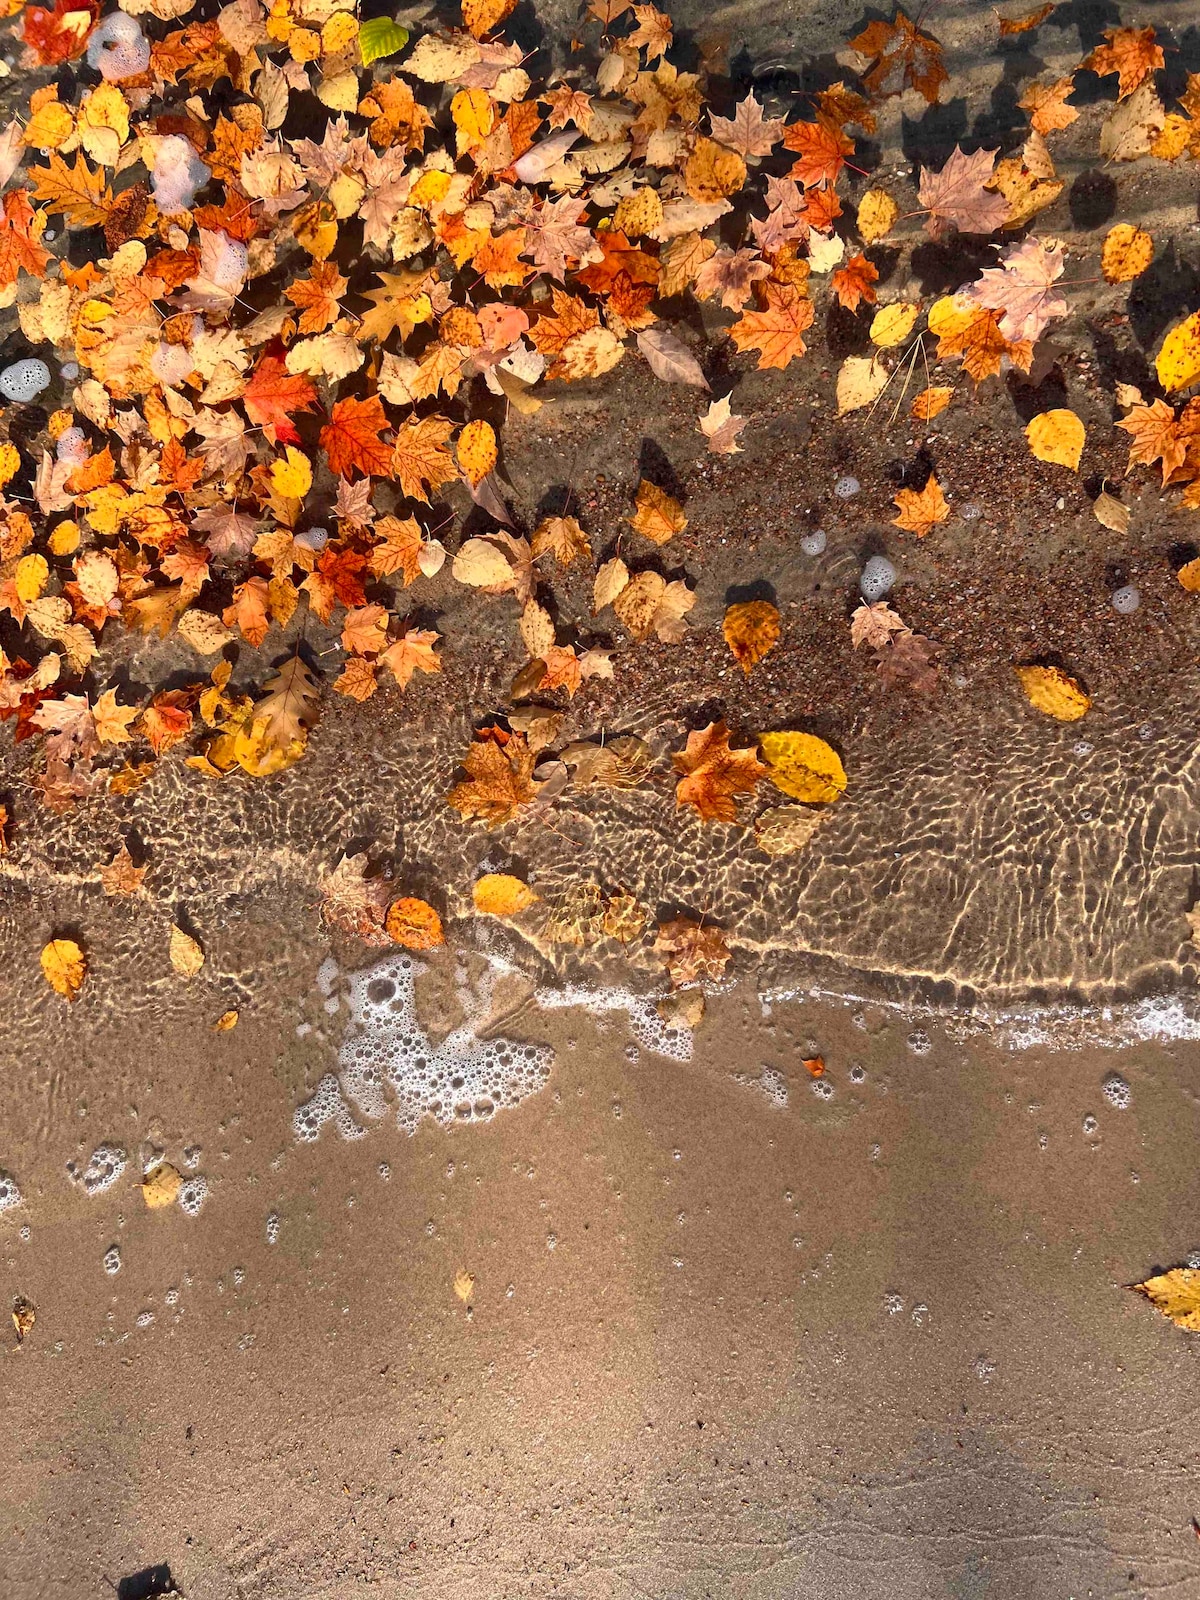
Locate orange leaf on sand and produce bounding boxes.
[831,253,879,312]
[1083,26,1163,99]
[911,385,954,420]
[320,394,393,480]
[847,10,947,105]
[385,896,444,950]
[729,283,814,370]
[628,479,687,544]
[673,721,766,822]
[379,628,441,689]
[998,2,1053,33]
[41,937,86,999]
[723,600,781,673]
[447,727,538,827]
[893,475,950,536]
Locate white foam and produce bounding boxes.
[535,981,694,1062]
[0,1169,22,1214]
[68,1143,127,1196]
[177,1176,209,1217]
[334,954,554,1136]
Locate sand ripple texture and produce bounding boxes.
[2,660,1199,1032]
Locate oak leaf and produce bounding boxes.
[673,721,766,822]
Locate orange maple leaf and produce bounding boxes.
[285,262,348,334]
[223,577,271,647]
[892,475,951,537]
[848,10,948,104]
[672,721,766,822]
[473,228,532,290]
[1083,26,1163,99]
[0,192,50,288]
[729,283,814,370]
[575,230,660,295]
[1116,399,1187,484]
[320,395,393,481]
[782,115,855,188]
[242,349,317,446]
[831,253,879,312]
[392,415,458,504]
[447,727,538,828]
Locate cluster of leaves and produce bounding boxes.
[4,0,1200,984]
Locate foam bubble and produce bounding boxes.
[103,1244,121,1275]
[265,1211,280,1244]
[178,1176,209,1217]
[1102,1072,1131,1109]
[293,1072,367,1142]
[68,1142,127,1196]
[0,1169,22,1214]
[87,12,150,80]
[0,358,50,402]
[334,954,554,1135]
[535,980,693,1062]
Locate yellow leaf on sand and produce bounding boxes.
[386,896,444,950]
[473,873,539,915]
[837,354,890,415]
[1026,409,1084,470]
[723,600,780,674]
[857,188,898,245]
[628,480,687,545]
[142,1162,182,1210]
[1132,1267,1200,1331]
[870,303,920,348]
[1177,557,1200,593]
[1015,663,1090,721]
[169,925,205,977]
[1157,310,1200,394]
[911,385,954,421]
[41,937,86,999]
[758,732,847,804]
[456,418,497,487]
[1101,223,1153,284]
[214,1009,240,1030]
[893,474,950,537]
[453,1266,476,1303]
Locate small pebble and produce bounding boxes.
[1112,585,1140,614]
[834,475,860,500]
[860,555,896,601]
[800,529,827,556]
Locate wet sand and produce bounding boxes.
[5,963,1200,1599]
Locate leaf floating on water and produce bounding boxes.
[473,873,539,916]
[802,1055,826,1077]
[41,937,85,1000]
[758,732,847,804]
[169,925,204,977]
[723,600,780,674]
[627,479,687,545]
[142,1162,182,1210]
[673,722,766,822]
[1015,663,1091,721]
[654,916,731,987]
[385,897,444,950]
[754,804,825,857]
[12,1297,35,1342]
[1132,1267,1200,1331]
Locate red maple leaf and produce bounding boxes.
[242,346,317,446]
[782,115,855,188]
[23,0,98,64]
[319,394,393,480]
[0,191,51,288]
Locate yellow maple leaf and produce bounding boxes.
[31,150,111,228]
[892,474,950,536]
